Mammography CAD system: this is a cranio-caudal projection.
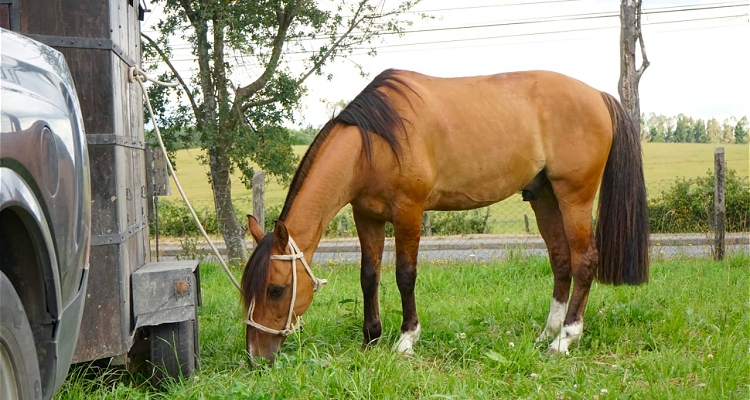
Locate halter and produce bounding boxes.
[244,235,327,336]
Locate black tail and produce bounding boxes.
[596,92,650,285]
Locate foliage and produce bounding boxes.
[57,255,750,399]
[289,125,320,145]
[643,112,748,143]
[427,209,488,235]
[142,0,424,262]
[648,168,750,233]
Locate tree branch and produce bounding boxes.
[296,2,369,85]
[141,32,200,120]
[234,0,302,101]
[635,0,650,82]
[241,96,279,112]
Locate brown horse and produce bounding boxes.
[241,69,649,362]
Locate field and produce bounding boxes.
[163,143,749,206]
[56,255,749,399]
[159,143,748,234]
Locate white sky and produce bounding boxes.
[143,0,750,129]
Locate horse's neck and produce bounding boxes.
[284,129,362,258]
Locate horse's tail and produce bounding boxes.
[596,92,650,285]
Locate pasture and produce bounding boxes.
[163,143,749,207]
[57,254,749,399]
[161,143,748,235]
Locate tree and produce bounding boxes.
[673,114,693,143]
[618,0,649,136]
[143,1,421,264]
[691,119,709,143]
[734,116,749,144]
[706,118,722,143]
[722,117,738,143]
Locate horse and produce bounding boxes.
[241,69,649,363]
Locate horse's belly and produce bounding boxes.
[427,165,540,211]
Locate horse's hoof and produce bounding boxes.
[394,324,421,356]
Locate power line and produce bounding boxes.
[146,4,747,64]
[399,0,587,14]
[345,2,748,38]
[157,17,745,65]
[149,1,746,51]
[281,14,747,55]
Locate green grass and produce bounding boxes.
[56,254,749,399]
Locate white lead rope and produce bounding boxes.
[129,66,242,292]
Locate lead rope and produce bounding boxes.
[129,66,242,292]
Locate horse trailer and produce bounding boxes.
[5,0,201,383]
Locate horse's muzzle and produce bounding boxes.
[246,325,284,366]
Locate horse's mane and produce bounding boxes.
[242,70,415,310]
[279,69,414,221]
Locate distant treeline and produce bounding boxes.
[642,113,748,144]
[153,115,749,151]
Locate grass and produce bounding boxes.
[56,254,749,399]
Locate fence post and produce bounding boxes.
[253,170,265,232]
[714,148,725,261]
[423,212,432,236]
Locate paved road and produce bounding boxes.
[154,233,748,263]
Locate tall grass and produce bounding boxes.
[56,254,749,399]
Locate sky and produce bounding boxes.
[142,0,750,129]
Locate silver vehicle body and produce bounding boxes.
[0,28,91,398]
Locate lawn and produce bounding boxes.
[158,142,748,235]
[56,254,749,399]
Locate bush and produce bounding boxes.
[648,168,750,233]
[427,209,487,235]
[150,200,219,236]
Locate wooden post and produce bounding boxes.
[483,207,491,234]
[423,212,432,236]
[714,148,725,261]
[252,170,265,232]
[524,214,530,234]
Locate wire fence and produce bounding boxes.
[154,175,750,261]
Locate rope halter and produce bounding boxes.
[244,235,327,336]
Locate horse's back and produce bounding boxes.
[383,70,614,210]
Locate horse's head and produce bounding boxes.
[241,215,327,364]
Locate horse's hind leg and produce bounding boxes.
[549,198,598,355]
[530,182,573,343]
[391,205,424,356]
[353,208,386,349]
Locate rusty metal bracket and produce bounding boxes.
[90,221,149,246]
[87,134,145,149]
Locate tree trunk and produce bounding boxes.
[209,145,247,264]
[618,0,649,138]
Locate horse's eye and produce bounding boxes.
[268,285,285,299]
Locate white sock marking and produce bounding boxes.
[549,321,583,355]
[394,324,421,356]
[536,298,568,342]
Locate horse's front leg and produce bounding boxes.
[392,208,423,356]
[353,209,386,349]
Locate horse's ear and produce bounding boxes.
[246,215,265,244]
[273,220,289,251]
